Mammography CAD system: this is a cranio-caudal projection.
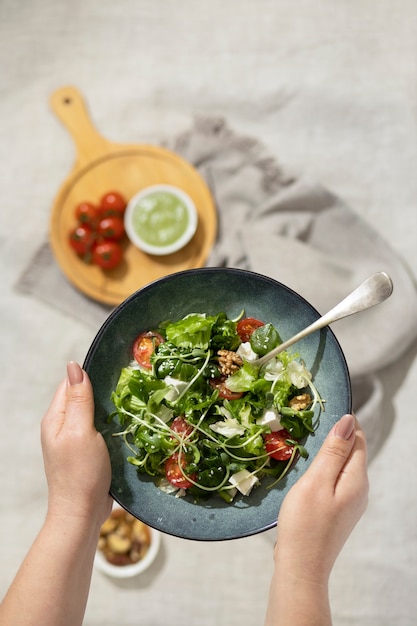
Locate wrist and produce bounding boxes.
[266,555,331,626]
[46,490,112,530]
[45,504,103,541]
[273,539,330,588]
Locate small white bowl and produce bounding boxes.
[94,506,161,578]
[124,184,198,256]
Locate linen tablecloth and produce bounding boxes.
[1,2,417,625]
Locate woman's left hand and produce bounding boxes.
[41,362,112,527]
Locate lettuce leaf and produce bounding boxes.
[165,313,216,349]
[226,360,260,392]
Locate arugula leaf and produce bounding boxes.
[280,407,315,437]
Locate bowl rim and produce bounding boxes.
[124,183,198,256]
[84,267,352,541]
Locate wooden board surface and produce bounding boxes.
[49,86,218,306]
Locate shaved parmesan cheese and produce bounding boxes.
[237,341,258,362]
[256,408,283,432]
[229,469,259,496]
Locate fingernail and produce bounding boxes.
[67,361,84,386]
[334,414,355,440]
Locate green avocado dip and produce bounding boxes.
[131,190,190,248]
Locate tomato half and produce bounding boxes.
[209,377,243,400]
[133,331,164,369]
[74,201,100,227]
[91,240,123,270]
[165,452,196,489]
[68,224,96,258]
[170,416,194,438]
[264,429,295,461]
[97,216,125,241]
[236,317,265,342]
[99,191,127,216]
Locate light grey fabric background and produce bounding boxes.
[16,114,417,462]
[1,2,416,625]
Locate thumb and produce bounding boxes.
[65,361,95,430]
[309,414,356,485]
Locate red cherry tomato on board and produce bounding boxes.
[133,331,165,369]
[97,216,125,241]
[236,317,265,343]
[209,377,243,400]
[68,224,96,258]
[74,201,100,228]
[165,452,197,489]
[99,191,127,216]
[264,429,295,461]
[91,240,123,270]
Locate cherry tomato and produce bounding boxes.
[74,201,100,227]
[209,377,243,400]
[91,240,123,270]
[264,429,295,461]
[170,416,194,438]
[165,452,197,489]
[133,331,165,369]
[68,224,96,258]
[97,216,125,241]
[236,317,265,343]
[99,191,127,216]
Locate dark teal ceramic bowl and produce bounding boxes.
[84,268,351,541]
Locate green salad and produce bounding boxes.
[110,312,324,502]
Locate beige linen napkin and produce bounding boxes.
[16,116,417,457]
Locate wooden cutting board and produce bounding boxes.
[49,86,218,306]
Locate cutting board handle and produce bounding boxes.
[50,86,111,167]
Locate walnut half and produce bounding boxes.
[288,393,312,411]
[217,349,243,376]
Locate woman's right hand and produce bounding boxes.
[265,414,368,626]
[274,413,369,582]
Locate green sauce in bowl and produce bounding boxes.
[125,185,198,255]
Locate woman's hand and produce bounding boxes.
[1,363,113,626]
[41,361,112,528]
[275,413,368,582]
[265,413,368,626]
